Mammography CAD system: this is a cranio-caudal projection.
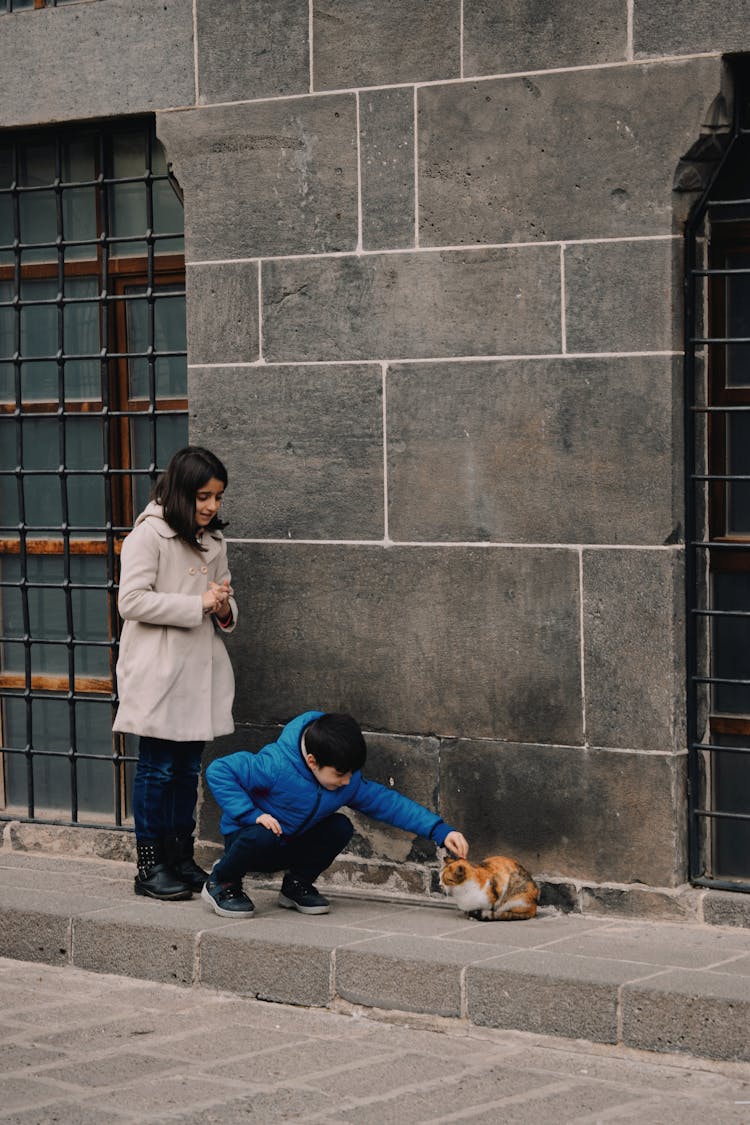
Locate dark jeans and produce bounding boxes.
[212,813,354,886]
[132,736,204,842]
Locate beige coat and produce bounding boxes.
[113,502,238,742]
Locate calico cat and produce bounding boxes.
[440,855,539,921]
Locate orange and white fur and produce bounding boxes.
[440,855,539,921]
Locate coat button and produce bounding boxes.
[200,566,208,574]
[188,567,196,574]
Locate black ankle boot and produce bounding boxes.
[134,839,192,900]
[165,835,210,892]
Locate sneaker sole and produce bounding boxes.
[278,892,330,915]
[200,882,254,918]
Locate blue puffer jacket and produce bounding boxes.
[205,710,456,845]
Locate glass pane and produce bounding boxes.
[64,276,100,400]
[109,131,147,258]
[18,141,56,264]
[19,277,57,401]
[0,415,16,525]
[0,146,12,266]
[0,278,14,399]
[61,137,97,261]
[20,415,60,529]
[66,414,105,530]
[152,140,184,255]
[3,696,116,814]
[727,413,750,534]
[126,287,187,400]
[726,253,750,387]
[712,740,750,878]
[712,570,750,715]
[130,414,188,514]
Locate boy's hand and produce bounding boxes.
[256,813,282,836]
[443,831,469,858]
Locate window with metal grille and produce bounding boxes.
[0,118,187,829]
[686,62,750,890]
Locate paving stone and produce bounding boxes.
[386,355,677,544]
[190,363,384,539]
[417,59,720,245]
[312,0,459,90]
[0,0,194,129]
[195,0,309,103]
[463,0,627,76]
[261,246,561,361]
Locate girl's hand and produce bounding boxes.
[202,589,219,614]
[256,813,282,836]
[210,579,232,621]
[443,831,469,858]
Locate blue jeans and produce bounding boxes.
[212,813,354,886]
[132,736,204,842]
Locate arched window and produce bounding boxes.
[0,118,187,827]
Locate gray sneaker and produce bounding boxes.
[278,874,330,915]
[201,879,255,918]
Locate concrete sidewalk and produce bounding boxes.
[2,848,750,1066]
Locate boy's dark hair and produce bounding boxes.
[154,446,228,550]
[303,713,367,773]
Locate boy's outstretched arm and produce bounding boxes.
[443,831,469,858]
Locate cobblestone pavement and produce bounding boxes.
[2,957,750,1124]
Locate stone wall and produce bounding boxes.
[1,0,746,902]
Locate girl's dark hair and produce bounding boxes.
[153,446,228,550]
[303,713,367,773]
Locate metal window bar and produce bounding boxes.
[685,66,750,891]
[0,118,187,830]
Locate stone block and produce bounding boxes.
[583,550,686,751]
[466,949,627,1042]
[581,885,703,923]
[386,356,678,544]
[634,0,750,57]
[312,0,460,90]
[0,0,195,129]
[360,88,415,250]
[189,364,384,538]
[72,909,199,985]
[0,892,69,966]
[195,0,309,103]
[335,934,477,1015]
[565,238,681,353]
[550,918,750,969]
[322,857,429,897]
[226,542,582,743]
[262,247,561,361]
[186,264,259,366]
[621,969,750,1060]
[156,97,358,261]
[417,59,720,244]
[703,889,750,929]
[463,0,627,75]
[199,924,338,1006]
[441,740,686,886]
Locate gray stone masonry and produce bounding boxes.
[5,849,750,1079]
[2,1,749,911]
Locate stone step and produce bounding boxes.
[2,849,750,1064]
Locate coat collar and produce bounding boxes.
[134,502,224,548]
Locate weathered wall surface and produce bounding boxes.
[2,0,747,902]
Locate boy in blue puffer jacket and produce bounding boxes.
[202,710,469,917]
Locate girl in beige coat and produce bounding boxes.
[114,447,238,900]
